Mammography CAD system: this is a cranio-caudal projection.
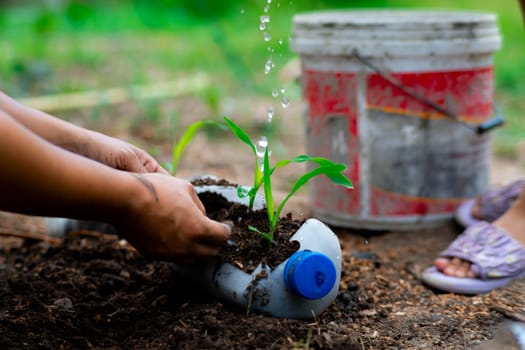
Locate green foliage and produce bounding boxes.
[259,152,352,242]
[224,116,353,243]
[167,119,227,175]
[0,1,522,156]
[33,9,59,34]
[64,1,96,28]
[223,116,264,210]
[177,0,238,19]
[200,87,222,115]
[139,99,162,124]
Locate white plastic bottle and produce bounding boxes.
[178,179,342,319]
[205,218,341,319]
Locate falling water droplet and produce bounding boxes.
[280,96,289,108]
[280,87,285,94]
[278,39,283,45]
[263,32,271,42]
[267,107,274,122]
[267,0,272,3]
[272,89,278,98]
[260,15,270,24]
[264,58,273,75]
[364,239,369,245]
[264,4,270,13]
[240,9,245,14]
[256,137,268,157]
[259,22,266,31]
[256,136,270,170]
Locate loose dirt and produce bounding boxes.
[2,218,525,349]
[1,98,524,349]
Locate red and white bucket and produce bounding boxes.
[291,10,502,230]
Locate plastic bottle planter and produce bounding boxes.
[188,176,342,319]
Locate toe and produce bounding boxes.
[434,257,450,271]
[440,257,475,278]
[456,260,472,278]
[443,258,465,277]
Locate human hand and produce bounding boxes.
[81,130,168,174]
[115,173,231,263]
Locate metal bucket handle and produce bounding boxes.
[352,49,504,135]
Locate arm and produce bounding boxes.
[0,109,125,218]
[0,91,167,174]
[0,111,230,262]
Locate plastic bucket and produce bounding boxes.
[291,10,501,230]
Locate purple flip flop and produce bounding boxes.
[454,199,480,227]
[455,179,525,228]
[422,266,525,295]
[421,221,525,294]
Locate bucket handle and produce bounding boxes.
[351,49,504,135]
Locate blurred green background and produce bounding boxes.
[0,0,523,157]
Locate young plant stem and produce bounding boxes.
[263,147,275,241]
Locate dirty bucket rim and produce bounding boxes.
[291,9,501,56]
[292,9,497,26]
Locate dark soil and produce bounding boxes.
[2,206,525,349]
[197,187,300,273]
[1,100,524,349]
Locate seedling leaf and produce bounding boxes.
[248,225,272,243]
[171,119,226,175]
[274,155,353,188]
[275,164,349,223]
[223,116,256,155]
[263,147,275,237]
[237,186,249,198]
[224,116,263,209]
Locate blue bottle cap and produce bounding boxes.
[283,250,337,300]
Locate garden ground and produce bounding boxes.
[1,97,524,349]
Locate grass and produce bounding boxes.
[0,0,523,157]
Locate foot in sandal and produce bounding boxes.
[422,184,525,294]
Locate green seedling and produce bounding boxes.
[223,116,264,209]
[166,119,226,175]
[223,116,353,243]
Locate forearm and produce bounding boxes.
[0,90,95,154]
[0,110,140,222]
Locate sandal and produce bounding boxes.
[421,221,525,294]
[455,179,525,227]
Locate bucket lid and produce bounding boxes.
[283,250,337,299]
[291,10,501,57]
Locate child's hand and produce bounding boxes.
[115,174,232,264]
[81,131,168,174]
